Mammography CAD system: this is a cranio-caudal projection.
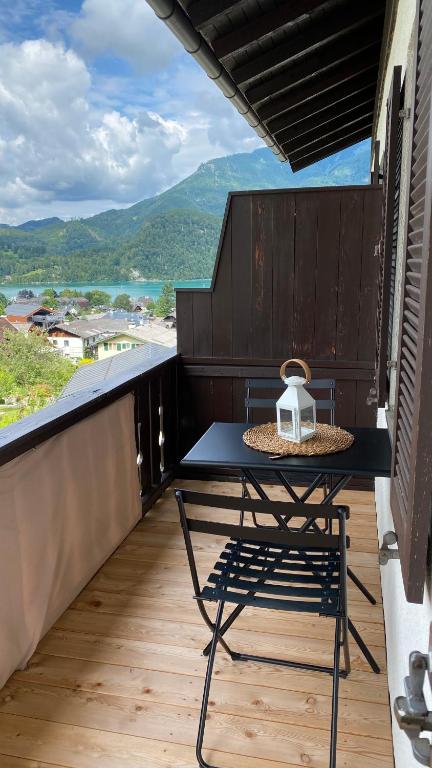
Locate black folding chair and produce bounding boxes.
[176,490,380,768]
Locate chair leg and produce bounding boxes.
[196,599,237,659]
[348,618,380,674]
[347,567,377,605]
[342,616,351,676]
[196,601,225,768]
[329,617,342,768]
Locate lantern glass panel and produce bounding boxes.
[278,408,295,440]
[300,405,315,441]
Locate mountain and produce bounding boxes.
[0,141,371,282]
[17,217,64,232]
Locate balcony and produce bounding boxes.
[0,185,392,766]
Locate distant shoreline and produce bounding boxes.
[0,278,211,301]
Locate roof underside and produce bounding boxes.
[178,0,386,170]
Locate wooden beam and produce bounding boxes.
[276,90,377,145]
[290,127,372,170]
[284,112,374,157]
[267,69,378,134]
[213,0,325,59]
[187,0,244,28]
[231,0,384,85]
[281,104,375,153]
[247,28,381,106]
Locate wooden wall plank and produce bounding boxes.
[232,196,252,357]
[192,292,212,357]
[176,292,194,356]
[314,191,341,359]
[337,191,364,360]
[212,216,233,356]
[251,195,274,358]
[293,193,318,357]
[272,194,295,358]
[358,189,381,361]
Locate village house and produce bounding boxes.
[96,332,146,359]
[47,322,104,360]
[5,302,53,324]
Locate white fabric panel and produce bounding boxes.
[0,393,141,688]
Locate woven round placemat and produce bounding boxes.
[243,422,354,457]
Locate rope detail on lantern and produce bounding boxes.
[243,422,354,457]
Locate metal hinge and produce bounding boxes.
[366,386,378,406]
[394,645,432,765]
[379,530,400,565]
[399,107,411,119]
[387,360,397,370]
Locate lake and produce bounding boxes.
[0,279,211,301]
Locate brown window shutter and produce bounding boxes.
[375,66,402,407]
[391,0,432,603]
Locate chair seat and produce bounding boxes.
[199,539,341,616]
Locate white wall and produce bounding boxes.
[49,336,84,359]
[374,3,432,765]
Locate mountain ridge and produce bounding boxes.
[0,141,371,282]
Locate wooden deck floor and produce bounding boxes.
[0,480,392,768]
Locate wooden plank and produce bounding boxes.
[335,380,357,427]
[176,291,194,356]
[69,589,385,647]
[12,657,391,740]
[231,0,383,85]
[0,713,295,768]
[212,215,233,356]
[214,0,324,59]
[272,193,295,359]
[251,195,274,358]
[193,292,212,357]
[293,193,318,357]
[232,194,252,357]
[359,189,381,362]
[291,129,372,171]
[211,377,233,422]
[337,191,364,361]
[314,191,341,360]
[0,685,392,767]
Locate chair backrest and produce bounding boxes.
[245,377,336,424]
[175,489,349,597]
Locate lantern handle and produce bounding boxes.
[280,358,312,384]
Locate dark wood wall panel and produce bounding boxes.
[272,194,295,358]
[177,186,381,456]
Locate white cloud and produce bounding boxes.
[0,36,261,224]
[71,0,182,74]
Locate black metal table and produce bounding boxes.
[181,422,391,487]
[181,422,391,604]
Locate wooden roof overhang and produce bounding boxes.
[154,0,387,170]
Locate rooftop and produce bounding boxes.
[60,342,173,398]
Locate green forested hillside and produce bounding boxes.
[0,142,370,282]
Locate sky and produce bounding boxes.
[0,0,262,225]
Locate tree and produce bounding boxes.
[17,289,34,299]
[113,293,132,310]
[154,282,175,317]
[0,292,8,314]
[84,290,112,307]
[60,288,81,298]
[40,287,59,308]
[0,329,74,394]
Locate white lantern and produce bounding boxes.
[276,359,317,443]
